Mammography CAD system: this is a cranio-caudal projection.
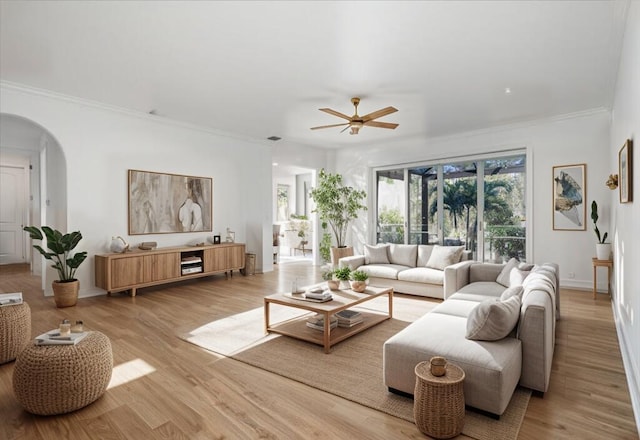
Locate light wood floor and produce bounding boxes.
[0,262,637,439]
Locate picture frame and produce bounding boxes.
[128,169,213,235]
[619,139,633,203]
[552,163,586,231]
[213,235,221,244]
[276,184,290,222]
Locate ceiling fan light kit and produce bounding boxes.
[311,97,398,135]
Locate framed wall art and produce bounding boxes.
[552,163,586,231]
[619,139,633,203]
[128,170,213,235]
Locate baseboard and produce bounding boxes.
[612,302,640,432]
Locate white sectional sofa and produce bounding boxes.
[383,260,559,417]
[339,243,472,299]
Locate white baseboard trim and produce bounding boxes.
[560,279,611,293]
[612,302,640,432]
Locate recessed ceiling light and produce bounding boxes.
[267,136,282,141]
[504,88,512,95]
[272,162,279,166]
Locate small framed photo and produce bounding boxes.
[619,139,633,203]
[213,235,221,244]
[552,163,586,231]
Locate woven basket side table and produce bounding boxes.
[13,331,113,415]
[414,360,465,439]
[0,302,31,364]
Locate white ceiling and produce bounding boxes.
[0,1,629,149]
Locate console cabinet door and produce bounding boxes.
[204,247,226,272]
[111,256,144,289]
[228,244,246,269]
[144,253,180,282]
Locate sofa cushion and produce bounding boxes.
[364,244,390,265]
[432,298,480,318]
[417,245,434,267]
[358,264,407,280]
[466,296,521,341]
[448,291,503,303]
[388,244,418,267]
[500,285,524,301]
[397,267,444,285]
[457,281,506,297]
[496,258,520,287]
[509,268,531,286]
[425,245,464,270]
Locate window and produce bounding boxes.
[375,152,527,262]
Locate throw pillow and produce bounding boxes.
[518,262,535,271]
[509,268,531,286]
[496,257,519,287]
[500,285,524,301]
[364,244,390,265]
[388,244,418,267]
[425,245,465,270]
[466,296,521,341]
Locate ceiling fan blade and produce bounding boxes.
[319,108,352,120]
[361,106,398,122]
[310,122,350,130]
[364,120,399,129]
[340,125,351,133]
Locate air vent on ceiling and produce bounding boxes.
[267,136,282,141]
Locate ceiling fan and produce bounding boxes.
[310,97,398,135]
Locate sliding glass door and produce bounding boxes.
[376,169,405,244]
[375,152,527,262]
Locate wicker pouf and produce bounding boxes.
[13,331,113,415]
[414,360,465,439]
[0,302,31,364]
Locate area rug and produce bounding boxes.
[179,296,530,440]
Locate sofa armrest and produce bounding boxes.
[443,260,475,299]
[339,255,365,270]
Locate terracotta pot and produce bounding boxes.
[350,280,367,293]
[327,279,340,291]
[52,280,79,308]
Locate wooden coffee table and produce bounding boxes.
[264,285,393,353]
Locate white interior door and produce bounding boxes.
[0,164,27,265]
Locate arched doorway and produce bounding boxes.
[0,113,67,291]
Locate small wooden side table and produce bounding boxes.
[414,361,465,439]
[592,258,613,299]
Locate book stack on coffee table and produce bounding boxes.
[335,310,364,328]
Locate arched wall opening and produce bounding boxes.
[0,113,67,292]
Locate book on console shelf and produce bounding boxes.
[0,292,23,307]
[35,330,89,346]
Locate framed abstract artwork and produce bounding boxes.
[128,170,213,235]
[552,163,586,231]
[619,139,633,203]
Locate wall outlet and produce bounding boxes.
[568,272,575,279]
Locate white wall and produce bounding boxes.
[335,110,612,290]
[0,84,272,295]
[610,1,640,428]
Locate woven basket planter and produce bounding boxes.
[0,302,31,364]
[52,280,79,308]
[13,331,113,415]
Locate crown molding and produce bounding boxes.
[0,80,271,148]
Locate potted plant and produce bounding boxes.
[590,201,611,260]
[350,270,369,293]
[309,169,367,265]
[322,268,339,291]
[23,226,88,308]
[333,266,352,290]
